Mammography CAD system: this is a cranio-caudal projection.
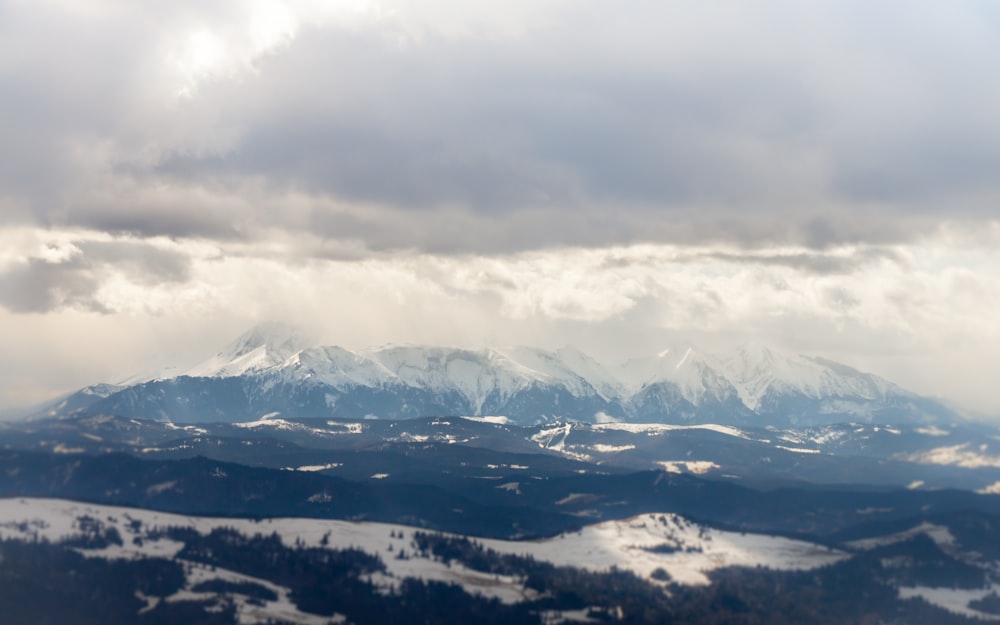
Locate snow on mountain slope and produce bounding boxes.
[360,345,622,416]
[0,498,846,593]
[619,345,740,407]
[288,346,399,390]
[900,444,1000,469]
[618,345,698,394]
[370,346,542,413]
[720,343,896,411]
[59,323,961,426]
[507,346,623,402]
[24,383,127,421]
[186,322,310,378]
[479,512,846,586]
[590,422,751,440]
[184,326,917,415]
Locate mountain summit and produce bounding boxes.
[42,327,961,427]
[186,322,311,378]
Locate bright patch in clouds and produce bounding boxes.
[1,0,1000,418]
[165,0,382,98]
[172,30,230,96]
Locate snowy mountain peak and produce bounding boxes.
[718,344,903,412]
[369,345,548,413]
[505,346,622,401]
[79,324,961,427]
[224,322,311,359]
[185,322,312,378]
[721,342,781,409]
[619,344,709,391]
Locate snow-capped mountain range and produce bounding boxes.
[40,322,959,427]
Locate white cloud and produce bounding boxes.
[1,226,999,416]
[163,0,386,99]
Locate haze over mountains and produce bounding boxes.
[5,323,1000,624]
[37,322,960,428]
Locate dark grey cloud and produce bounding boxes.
[75,241,193,286]
[0,257,107,314]
[3,1,1000,253]
[73,199,250,241]
[692,247,904,276]
[0,2,150,216]
[834,130,1000,208]
[139,2,1000,251]
[151,26,816,211]
[0,241,192,314]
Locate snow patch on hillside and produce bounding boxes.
[461,415,512,425]
[846,522,957,552]
[775,445,820,454]
[592,422,750,440]
[978,481,1000,495]
[187,322,308,378]
[901,444,1000,469]
[0,498,846,600]
[898,586,1000,621]
[286,463,343,472]
[479,513,845,586]
[916,425,951,437]
[656,461,720,475]
[591,443,636,453]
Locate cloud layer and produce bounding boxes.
[1,1,999,415]
[2,227,999,415]
[4,1,1000,250]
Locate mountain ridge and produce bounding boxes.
[29,324,963,428]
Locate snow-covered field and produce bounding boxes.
[845,522,957,552]
[591,422,751,440]
[898,586,1000,622]
[845,522,1000,622]
[14,497,1000,621]
[0,498,846,603]
[902,444,1000,469]
[656,460,720,475]
[479,513,845,586]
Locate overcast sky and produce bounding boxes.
[1,0,999,416]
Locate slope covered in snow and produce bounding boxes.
[721,343,896,411]
[289,346,399,390]
[58,323,963,427]
[0,498,845,593]
[186,322,311,378]
[371,346,543,414]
